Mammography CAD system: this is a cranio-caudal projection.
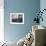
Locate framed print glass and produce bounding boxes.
[10,13,24,24]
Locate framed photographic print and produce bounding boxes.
[10,13,24,24]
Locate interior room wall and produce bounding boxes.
[0,0,4,42]
[4,0,40,42]
[40,0,46,27]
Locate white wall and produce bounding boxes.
[0,0,4,42]
[40,0,46,27]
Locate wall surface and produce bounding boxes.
[40,0,46,27]
[4,0,40,42]
[0,0,4,42]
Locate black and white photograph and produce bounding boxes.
[10,13,24,24]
